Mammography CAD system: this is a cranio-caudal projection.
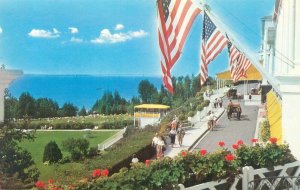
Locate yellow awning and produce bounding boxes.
[134,104,170,109]
[216,65,262,80]
[267,91,282,144]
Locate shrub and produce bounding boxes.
[260,119,270,142]
[58,156,71,164]
[42,141,63,164]
[87,147,99,158]
[187,111,195,117]
[62,138,90,161]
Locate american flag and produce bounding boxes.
[200,12,227,85]
[227,41,240,79]
[157,0,201,94]
[232,53,252,81]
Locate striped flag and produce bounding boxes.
[233,53,252,81]
[157,0,201,94]
[227,41,240,79]
[200,12,228,85]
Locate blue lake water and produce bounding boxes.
[8,75,162,110]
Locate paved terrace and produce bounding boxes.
[164,87,259,157]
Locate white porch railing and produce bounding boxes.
[179,161,300,190]
[97,127,127,151]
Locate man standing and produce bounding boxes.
[177,124,185,146]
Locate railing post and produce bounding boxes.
[242,166,254,190]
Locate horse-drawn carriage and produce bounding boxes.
[227,103,242,120]
[227,87,237,99]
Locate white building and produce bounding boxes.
[261,0,300,159]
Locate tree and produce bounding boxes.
[0,126,39,188]
[60,103,78,117]
[43,141,63,164]
[78,106,87,116]
[35,98,59,118]
[4,94,18,120]
[138,80,158,103]
[16,92,36,118]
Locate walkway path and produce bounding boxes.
[194,98,258,152]
[164,92,226,158]
[162,85,259,158]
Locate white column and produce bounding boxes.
[282,1,289,74]
[294,0,300,69]
[288,0,295,72]
[0,69,23,123]
[275,4,283,76]
[279,76,300,159]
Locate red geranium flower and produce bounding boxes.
[145,159,151,166]
[48,179,54,184]
[92,169,101,178]
[200,149,207,155]
[251,138,258,143]
[101,169,109,177]
[35,180,46,189]
[232,144,239,149]
[237,140,244,145]
[218,141,225,147]
[181,151,187,157]
[225,154,235,161]
[269,137,277,144]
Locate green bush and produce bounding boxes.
[62,138,90,161]
[42,141,62,164]
[187,111,195,117]
[260,119,270,142]
[58,156,71,164]
[87,147,99,158]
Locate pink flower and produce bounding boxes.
[251,138,258,143]
[35,180,46,189]
[181,151,187,157]
[237,140,244,145]
[218,141,225,147]
[145,159,151,166]
[92,169,101,178]
[225,154,235,161]
[101,169,109,177]
[232,144,239,149]
[269,137,277,144]
[200,149,207,155]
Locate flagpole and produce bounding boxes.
[193,0,281,95]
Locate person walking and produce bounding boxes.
[152,133,159,147]
[177,124,185,146]
[218,98,223,108]
[207,111,217,130]
[156,136,165,159]
[169,128,177,147]
[236,106,242,120]
[227,100,233,119]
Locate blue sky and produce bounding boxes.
[0,0,274,77]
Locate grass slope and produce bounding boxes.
[19,130,117,182]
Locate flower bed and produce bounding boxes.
[33,137,294,189]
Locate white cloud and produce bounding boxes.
[70,37,83,43]
[129,30,148,38]
[0,26,2,34]
[68,27,79,34]
[115,24,124,31]
[28,28,60,38]
[91,29,148,44]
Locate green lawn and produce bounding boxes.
[19,130,118,182]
